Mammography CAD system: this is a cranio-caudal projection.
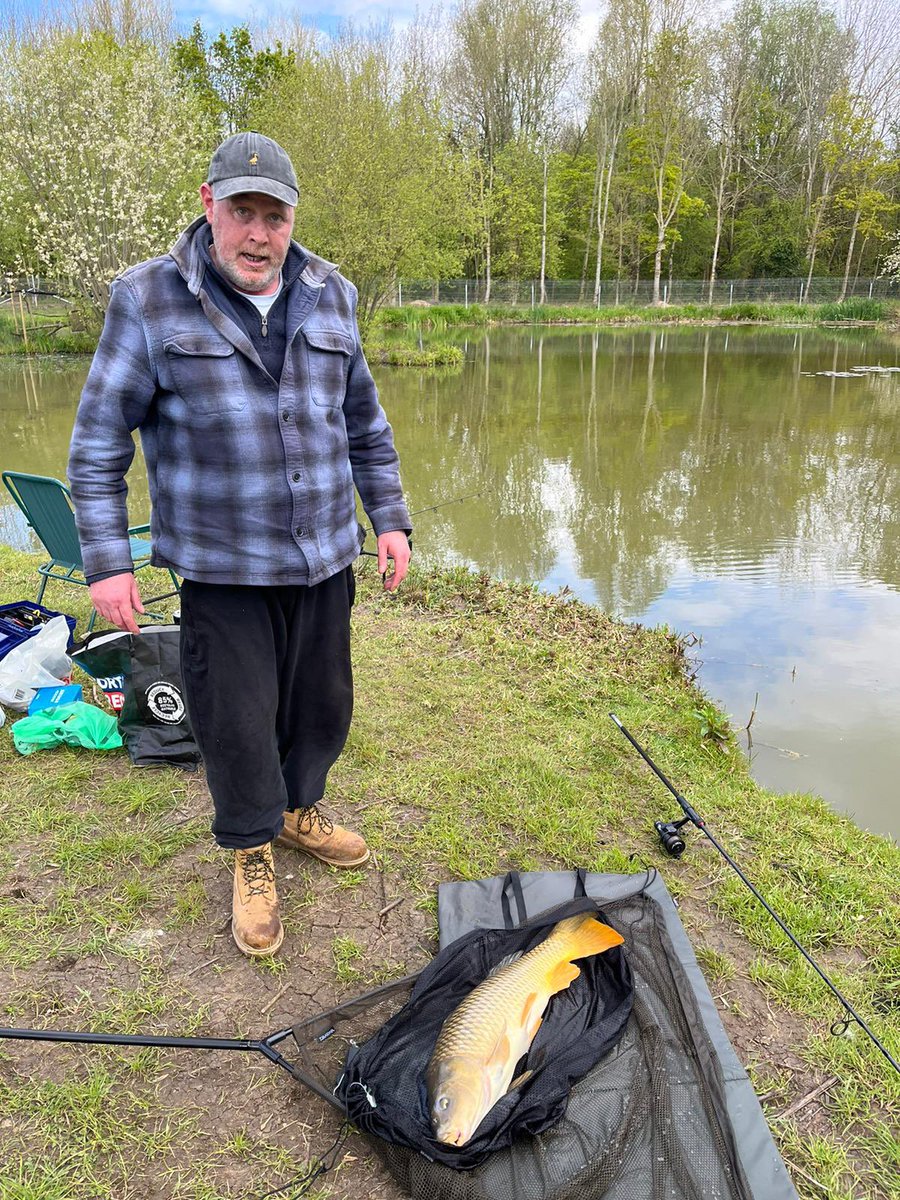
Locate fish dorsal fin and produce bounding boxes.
[547,959,581,993]
[553,912,625,959]
[487,951,523,977]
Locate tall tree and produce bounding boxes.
[448,0,577,300]
[586,0,650,302]
[258,30,475,325]
[171,22,294,135]
[637,7,707,302]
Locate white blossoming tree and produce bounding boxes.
[0,26,214,324]
[882,235,900,280]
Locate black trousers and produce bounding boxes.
[179,568,355,849]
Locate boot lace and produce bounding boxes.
[297,805,334,837]
[239,848,275,897]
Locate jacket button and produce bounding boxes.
[295,526,306,537]
[282,410,291,421]
[291,472,300,482]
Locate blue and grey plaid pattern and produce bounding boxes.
[68,217,411,586]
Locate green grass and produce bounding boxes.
[331,934,365,986]
[363,338,465,367]
[0,546,897,1196]
[2,295,891,365]
[372,297,895,333]
[0,309,96,355]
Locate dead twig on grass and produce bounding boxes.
[778,1076,839,1120]
[260,984,290,1016]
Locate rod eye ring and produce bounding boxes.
[830,1017,851,1038]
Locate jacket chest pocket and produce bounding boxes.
[303,327,354,407]
[163,336,245,415]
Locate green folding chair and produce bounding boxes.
[2,471,179,632]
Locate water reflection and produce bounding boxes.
[0,328,898,836]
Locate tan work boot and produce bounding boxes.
[232,843,284,957]
[276,805,370,867]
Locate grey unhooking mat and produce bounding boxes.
[429,868,799,1200]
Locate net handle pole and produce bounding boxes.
[609,713,900,1076]
[0,1025,299,1075]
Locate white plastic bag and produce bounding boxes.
[0,616,72,710]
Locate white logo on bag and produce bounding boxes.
[145,681,186,724]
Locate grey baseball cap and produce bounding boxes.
[207,131,299,207]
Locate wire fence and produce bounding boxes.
[390,276,899,307]
[3,274,898,311]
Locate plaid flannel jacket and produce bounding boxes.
[68,217,411,586]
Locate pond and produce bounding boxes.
[1,323,898,839]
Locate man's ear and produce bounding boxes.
[200,182,215,225]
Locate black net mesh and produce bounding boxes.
[291,889,752,1200]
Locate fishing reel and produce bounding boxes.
[654,818,690,858]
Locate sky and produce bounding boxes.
[175,0,606,51]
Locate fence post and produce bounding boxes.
[729,282,733,304]
[465,281,469,309]
[868,279,874,299]
[531,282,535,308]
[615,281,620,307]
[663,283,668,304]
[398,281,402,307]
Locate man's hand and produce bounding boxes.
[88,572,145,634]
[377,531,410,592]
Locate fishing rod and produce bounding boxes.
[609,712,900,1076]
[359,488,489,558]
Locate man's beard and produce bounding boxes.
[213,247,281,294]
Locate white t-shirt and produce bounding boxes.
[240,275,284,318]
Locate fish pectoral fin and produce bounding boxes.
[546,959,581,993]
[520,991,545,1042]
[485,1030,511,1070]
[507,1069,534,1093]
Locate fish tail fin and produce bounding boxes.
[554,912,625,961]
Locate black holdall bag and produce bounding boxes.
[334,894,633,1172]
[74,625,200,769]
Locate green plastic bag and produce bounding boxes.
[11,702,123,755]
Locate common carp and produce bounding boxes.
[426,911,624,1146]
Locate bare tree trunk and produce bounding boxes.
[839,206,862,301]
[580,156,601,300]
[484,159,493,303]
[805,176,834,292]
[593,152,614,304]
[853,235,868,292]
[708,162,728,304]
[652,235,664,304]
[539,148,549,305]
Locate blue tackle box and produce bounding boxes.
[0,601,77,663]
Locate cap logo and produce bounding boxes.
[249,153,258,165]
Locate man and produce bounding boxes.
[68,132,411,957]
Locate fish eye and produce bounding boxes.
[438,1096,450,1110]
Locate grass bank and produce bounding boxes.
[0,309,96,356]
[0,547,897,1198]
[373,296,896,334]
[4,298,894,369]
